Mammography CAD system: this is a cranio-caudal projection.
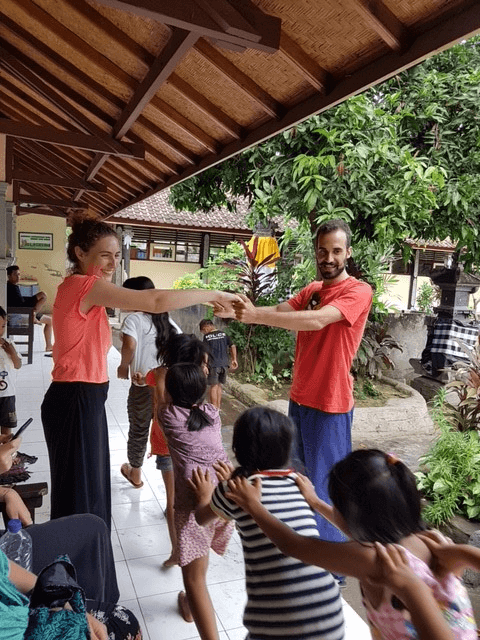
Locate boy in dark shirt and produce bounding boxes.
[199,319,237,408]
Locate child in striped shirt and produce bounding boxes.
[189,407,345,640]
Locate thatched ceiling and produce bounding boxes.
[1,0,479,220]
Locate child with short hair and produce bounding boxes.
[226,448,477,640]
[0,307,22,436]
[189,407,345,640]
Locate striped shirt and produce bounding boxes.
[211,472,345,639]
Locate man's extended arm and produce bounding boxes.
[232,296,344,332]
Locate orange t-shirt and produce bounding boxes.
[51,274,111,383]
[288,277,372,413]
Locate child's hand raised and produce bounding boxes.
[367,542,423,595]
[226,476,262,513]
[295,473,318,505]
[213,460,234,483]
[417,530,464,579]
[188,467,215,506]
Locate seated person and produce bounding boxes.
[0,434,118,603]
[6,266,53,351]
[3,551,141,640]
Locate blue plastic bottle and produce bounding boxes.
[0,518,32,571]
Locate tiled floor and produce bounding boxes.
[16,326,372,640]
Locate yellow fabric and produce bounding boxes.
[246,236,280,265]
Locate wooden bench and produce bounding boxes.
[0,482,49,527]
[7,307,35,365]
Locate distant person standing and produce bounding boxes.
[6,266,53,352]
[199,319,237,408]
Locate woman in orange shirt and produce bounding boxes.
[41,217,239,530]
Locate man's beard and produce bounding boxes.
[318,262,346,280]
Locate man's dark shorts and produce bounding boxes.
[0,396,17,430]
[207,366,227,385]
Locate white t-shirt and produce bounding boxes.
[120,312,182,385]
[0,339,18,398]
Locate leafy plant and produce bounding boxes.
[173,242,244,291]
[352,321,403,379]
[416,281,440,314]
[416,390,480,525]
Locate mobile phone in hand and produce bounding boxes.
[11,418,33,440]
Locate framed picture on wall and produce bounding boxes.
[18,232,53,250]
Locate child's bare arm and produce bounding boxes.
[226,476,375,579]
[295,473,352,537]
[117,334,136,379]
[368,543,454,640]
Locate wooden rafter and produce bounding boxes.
[18,193,88,209]
[0,119,143,158]
[343,0,406,50]
[11,169,107,193]
[1,58,179,177]
[168,74,243,139]
[112,29,199,139]
[0,8,221,156]
[92,0,281,53]
[279,33,331,93]
[194,40,282,118]
[4,6,241,140]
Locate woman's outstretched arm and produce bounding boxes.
[83,281,240,315]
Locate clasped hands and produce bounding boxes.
[213,294,257,324]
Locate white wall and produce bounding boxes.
[129,259,199,288]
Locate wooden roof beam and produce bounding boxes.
[0,119,143,158]
[92,0,281,53]
[167,74,243,139]
[11,169,107,193]
[344,0,406,51]
[113,29,199,139]
[0,13,220,155]
[279,33,331,93]
[18,194,88,209]
[17,207,68,218]
[194,40,283,118]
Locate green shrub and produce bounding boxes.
[415,390,480,526]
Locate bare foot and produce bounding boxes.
[178,591,193,623]
[163,554,179,568]
[45,345,53,352]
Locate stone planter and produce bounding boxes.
[352,376,434,437]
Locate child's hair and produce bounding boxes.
[328,449,426,544]
[122,276,176,359]
[199,318,214,331]
[231,407,294,478]
[165,363,212,432]
[160,333,210,369]
[0,306,6,319]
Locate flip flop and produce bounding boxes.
[178,591,194,623]
[120,463,143,488]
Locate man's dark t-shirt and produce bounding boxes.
[7,282,36,308]
[203,330,232,368]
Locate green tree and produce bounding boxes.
[170,36,480,270]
